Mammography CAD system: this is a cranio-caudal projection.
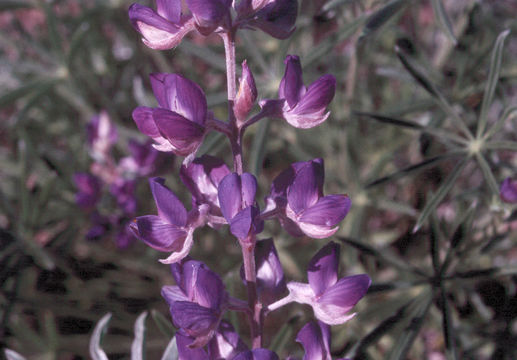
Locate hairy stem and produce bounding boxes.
[240,234,262,349]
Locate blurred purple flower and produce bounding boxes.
[74,173,102,210]
[118,139,161,177]
[272,242,370,325]
[295,321,349,360]
[87,111,118,163]
[241,238,286,305]
[234,60,258,122]
[236,0,298,39]
[128,0,195,50]
[110,179,137,214]
[500,177,517,203]
[130,177,198,263]
[218,172,264,240]
[162,259,229,347]
[180,155,230,227]
[85,212,110,240]
[132,73,207,157]
[266,159,351,239]
[261,55,335,129]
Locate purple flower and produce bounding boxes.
[234,60,258,122]
[266,159,351,239]
[87,111,118,162]
[130,177,197,263]
[275,242,370,325]
[236,0,298,40]
[500,177,517,203]
[74,173,102,210]
[295,321,349,360]
[242,238,286,305]
[180,155,231,227]
[132,73,208,157]
[109,179,137,214]
[185,0,231,35]
[262,55,335,129]
[233,349,280,360]
[128,1,195,50]
[207,321,248,359]
[218,172,264,240]
[118,139,161,177]
[162,259,228,347]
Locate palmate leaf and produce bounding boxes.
[440,285,458,360]
[387,290,433,360]
[365,153,460,189]
[395,45,472,139]
[476,30,510,138]
[361,0,408,38]
[475,152,499,198]
[414,158,468,232]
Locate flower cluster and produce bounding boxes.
[74,111,165,248]
[123,0,371,357]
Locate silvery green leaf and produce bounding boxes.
[477,30,510,137]
[131,311,148,360]
[4,349,27,360]
[89,313,112,360]
[160,337,179,360]
[430,0,457,44]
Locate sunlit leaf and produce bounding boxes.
[131,311,148,360]
[160,337,179,360]
[4,349,27,360]
[476,30,510,138]
[89,313,112,360]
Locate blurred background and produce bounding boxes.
[1,0,517,358]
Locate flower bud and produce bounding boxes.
[234,60,257,123]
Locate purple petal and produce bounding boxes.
[180,155,230,211]
[153,108,205,141]
[279,55,305,108]
[241,172,258,208]
[252,0,298,39]
[192,266,226,309]
[131,215,187,252]
[230,207,253,240]
[300,195,351,227]
[170,301,219,337]
[185,0,230,34]
[176,331,210,360]
[233,349,280,360]
[161,285,188,304]
[179,259,208,299]
[208,321,248,360]
[218,173,242,221]
[149,73,169,109]
[293,75,335,115]
[295,321,331,360]
[156,0,181,23]
[149,177,187,226]
[287,159,324,214]
[255,239,287,304]
[500,177,517,203]
[318,274,371,310]
[129,4,187,50]
[163,74,207,125]
[132,106,160,138]
[307,242,339,296]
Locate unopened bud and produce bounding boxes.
[234,60,257,123]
